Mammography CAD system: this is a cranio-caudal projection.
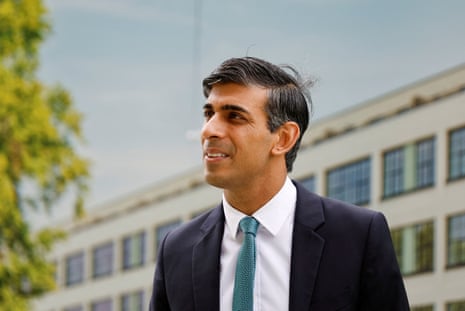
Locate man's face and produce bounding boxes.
[201,83,279,192]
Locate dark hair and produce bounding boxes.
[202,56,313,172]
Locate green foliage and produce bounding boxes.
[0,0,90,309]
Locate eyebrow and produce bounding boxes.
[203,103,251,115]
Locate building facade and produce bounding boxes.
[34,63,465,311]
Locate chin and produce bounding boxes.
[204,172,227,189]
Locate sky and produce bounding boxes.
[32,0,465,226]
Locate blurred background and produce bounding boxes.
[2,1,464,310]
[34,0,465,225]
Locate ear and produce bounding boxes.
[271,121,300,156]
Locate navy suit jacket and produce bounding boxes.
[149,181,409,310]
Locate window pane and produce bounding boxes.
[447,300,465,311]
[91,298,112,311]
[448,213,465,267]
[384,148,404,197]
[121,291,144,311]
[416,138,435,188]
[449,127,465,180]
[391,221,434,275]
[123,232,146,270]
[327,158,370,205]
[65,252,84,286]
[415,222,434,272]
[384,138,436,198]
[93,242,114,278]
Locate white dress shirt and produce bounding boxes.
[220,177,297,311]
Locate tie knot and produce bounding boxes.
[239,216,259,236]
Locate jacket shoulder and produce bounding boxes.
[293,180,382,230]
[160,205,223,252]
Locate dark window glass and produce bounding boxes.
[384,148,404,197]
[121,290,144,311]
[447,213,465,267]
[122,232,146,270]
[449,127,465,180]
[327,158,370,205]
[91,298,112,311]
[447,300,465,311]
[93,242,113,278]
[391,221,434,275]
[416,138,435,188]
[384,137,435,198]
[65,252,84,286]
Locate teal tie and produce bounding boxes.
[232,216,259,311]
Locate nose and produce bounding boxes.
[201,115,224,140]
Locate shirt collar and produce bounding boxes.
[223,177,297,238]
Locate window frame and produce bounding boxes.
[447,212,465,268]
[326,157,371,206]
[383,136,436,199]
[122,231,146,270]
[448,125,465,181]
[121,290,145,311]
[92,241,114,279]
[90,298,113,311]
[446,299,465,311]
[390,220,434,276]
[65,251,85,287]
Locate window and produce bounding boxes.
[411,305,434,311]
[449,126,465,180]
[300,175,316,193]
[447,213,465,267]
[416,139,435,187]
[121,290,144,311]
[155,220,182,257]
[383,147,404,197]
[65,251,84,286]
[91,298,112,311]
[326,158,370,205]
[122,231,146,270]
[92,242,114,278]
[384,138,435,198]
[391,221,434,275]
[447,300,465,311]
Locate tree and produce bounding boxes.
[0,0,90,309]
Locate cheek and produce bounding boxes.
[245,134,275,157]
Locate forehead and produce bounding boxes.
[205,83,269,110]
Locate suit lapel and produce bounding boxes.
[289,182,326,311]
[192,205,225,311]
[191,183,325,311]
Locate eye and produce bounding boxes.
[203,110,214,120]
[229,112,245,121]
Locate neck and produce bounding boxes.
[224,174,288,216]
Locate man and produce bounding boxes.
[149,57,409,310]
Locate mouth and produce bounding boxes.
[206,152,228,159]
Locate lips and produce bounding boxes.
[206,152,227,158]
[203,143,230,160]
[204,151,229,161]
